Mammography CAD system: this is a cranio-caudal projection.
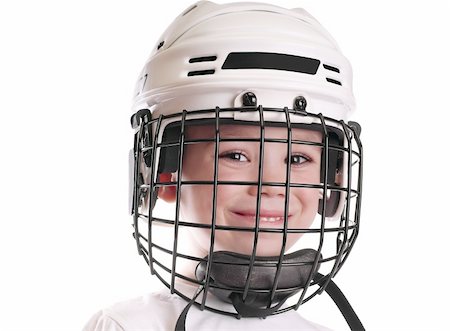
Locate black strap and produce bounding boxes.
[175,286,204,331]
[315,274,365,331]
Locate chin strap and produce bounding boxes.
[175,285,204,331]
[314,273,365,331]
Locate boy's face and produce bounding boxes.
[159,124,323,257]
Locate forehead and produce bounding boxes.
[186,123,322,142]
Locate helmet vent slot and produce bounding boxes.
[326,77,342,86]
[323,64,340,73]
[189,56,217,63]
[182,4,197,16]
[187,69,216,76]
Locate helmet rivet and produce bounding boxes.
[294,96,307,112]
[242,92,257,107]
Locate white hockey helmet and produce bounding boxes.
[129,1,363,325]
[132,1,355,119]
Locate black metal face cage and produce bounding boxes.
[129,105,363,319]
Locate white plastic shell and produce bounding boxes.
[132,1,355,121]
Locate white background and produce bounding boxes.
[1,0,449,330]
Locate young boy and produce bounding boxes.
[84,1,363,330]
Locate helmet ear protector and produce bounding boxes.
[319,130,341,217]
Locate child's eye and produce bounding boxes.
[289,154,310,165]
[219,151,249,162]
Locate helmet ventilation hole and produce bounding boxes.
[323,64,340,73]
[326,77,342,86]
[189,56,217,63]
[187,69,215,76]
[182,5,197,16]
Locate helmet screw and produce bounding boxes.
[294,96,307,112]
[242,92,257,107]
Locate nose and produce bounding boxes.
[248,150,288,197]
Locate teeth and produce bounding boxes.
[259,216,284,223]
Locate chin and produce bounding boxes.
[215,232,301,257]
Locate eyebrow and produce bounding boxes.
[218,125,258,138]
[291,130,322,143]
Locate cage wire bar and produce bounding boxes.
[335,122,363,273]
[319,119,353,294]
[147,114,163,275]
[200,106,221,309]
[241,105,266,304]
[294,113,329,310]
[267,106,293,308]
[171,110,188,293]
[331,120,353,277]
[133,118,145,257]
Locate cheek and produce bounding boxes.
[293,187,321,224]
[302,189,321,209]
[291,166,321,186]
[179,146,214,221]
[179,184,212,223]
[180,183,241,223]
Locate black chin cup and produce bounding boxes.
[195,249,321,317]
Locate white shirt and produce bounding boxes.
[83,283,332,331]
